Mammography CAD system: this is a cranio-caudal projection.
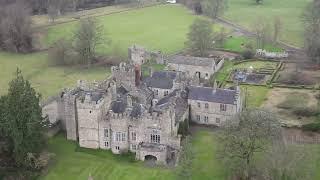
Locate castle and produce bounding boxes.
[42,46,242,165]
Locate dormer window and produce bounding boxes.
[197,102,201,108]
[205,103,209,109]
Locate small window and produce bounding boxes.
[204,116,209,123]
[155,90,158,96]
[205,103,209,109]
[196,115,201,121]
[205,73,209,77]
[116,132,121,142]
[220,104,227,112]
[116,146,120,150]
[104,141,109,147]
[131,144,137,150]
[164,91,169,96]
[216,118,221,124]
[150,134,161,144]
[197,102,201,108]
[121,133,126,141]
[131,132,136,141]
[89,111,92,113]
[104,128,108,138]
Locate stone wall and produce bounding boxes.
[188,99,238,126]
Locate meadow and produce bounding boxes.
[45,4,199,55]
[224,0,310,47]
[1,5,198,98]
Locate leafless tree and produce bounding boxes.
[73,17,109,67]
[257,142,316,180]
[0,2,33,53]
[302,0,320,64]
[202,0,228,19]
[48,39,73,66]
[273,16,282,43]
[217,109,282,180]
[253,18,271,49]
[186,18,214,57]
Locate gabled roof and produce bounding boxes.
[152,71,177,80]
[169,55,215,67]
[144,77,173,89]
[188,86,237,105]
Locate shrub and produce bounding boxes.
[292,106,319,117]
[48,39,72,66]
[242,49,254,59]
[302,123,320,132]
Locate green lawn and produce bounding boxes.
[0,52,109,98]
[45,4,200,56]
[222,36,284,53]
[241,85,270,108]
[224,0,310,47]
[40,130,225,180]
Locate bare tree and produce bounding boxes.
[47,0,64,23]
[217,109,281,180]
[202,0,228,19]
[302,0,320,64]
[0,2,33,53]
[253,18,270,49]
[257,142,316,180]
[73,17,108,67]
[273,16,282,43]
[186,18,214,57]
[48,39,73,66]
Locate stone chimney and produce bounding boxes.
[135,65,141,87]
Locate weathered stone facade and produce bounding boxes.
[167,55,224,79]
[43,50,242,166]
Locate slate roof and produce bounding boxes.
[188,86,237,104]
[130,103,143,118]
[110,100,127,113]
[144,77,173,89]
[152,71,177,80]
[169,55,215,67]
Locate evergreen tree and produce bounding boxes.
[2,69,46,167]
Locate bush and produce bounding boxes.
[302,123,320,132]
[48,39,72,66]
[241,49,254,59]
[292,106,319,117]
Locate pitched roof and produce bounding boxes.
[144,77,173,89]
[152,71,177,80]
[188,86,238,104]
[110,100,127,113]
[169,55,215,67]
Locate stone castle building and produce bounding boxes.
[42,50,242,165]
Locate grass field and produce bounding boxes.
[40,130,225,180]
[224,0,310,47]
[0,52,109,98]
[45,5,200,56]
[222,36,283,53]
[1,5,199,98]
